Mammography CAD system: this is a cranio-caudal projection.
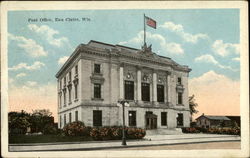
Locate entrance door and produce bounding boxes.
[145,112,157,129]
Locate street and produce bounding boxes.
[110,141,240,150]
[9,134,240,152]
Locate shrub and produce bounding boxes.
[90,127,110,140]
[109,126,122,139]
[43,124,57,135]
[182,127,200,133]
[127,127,146,139]
[196,127,240,135]
[89,126,146,140]
[63,121,90,136]
[195,127,208,133]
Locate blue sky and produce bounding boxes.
[8,9,240,117]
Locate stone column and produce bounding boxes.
[119,65,124,99]
[137,68,142,102]
[152,72,157,103]
[167,72,171,105]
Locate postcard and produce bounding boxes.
[1,1,249,158]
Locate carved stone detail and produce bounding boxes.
[141,73,152,83]
[90,75,105,84]
[124,70,136,81]
[157,75,166,84]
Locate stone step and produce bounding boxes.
[146,128,183,135]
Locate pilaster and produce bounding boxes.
[167,71,171,105]
[119,64,124,99]
[137,67,142,102]
[152,71,157,103]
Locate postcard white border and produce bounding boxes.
[1,1,249,158]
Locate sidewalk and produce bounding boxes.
[9,134,240,152]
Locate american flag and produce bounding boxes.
[145,16,156,29]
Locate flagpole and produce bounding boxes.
[144,14,146,48]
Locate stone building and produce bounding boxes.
[56,40,191,129]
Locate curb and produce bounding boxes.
[9,139,147,146]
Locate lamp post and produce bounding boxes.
[117,99,129,146]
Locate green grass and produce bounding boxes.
[9,134,93,144]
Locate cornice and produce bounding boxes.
[58,103,190,113]
[55,43,191,78]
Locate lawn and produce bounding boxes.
[9,134,93,144]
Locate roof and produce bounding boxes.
[56,40,191,78]
[87,40,179,65]
[88,40,139,52]
[196,115,231,121]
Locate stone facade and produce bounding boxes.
[56,40,191,129]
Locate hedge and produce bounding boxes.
[181,127,200,133]
[182,127,240,135]
[63,121,91,136]
[63,122,146,140]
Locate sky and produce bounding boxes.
[8,9,240,121]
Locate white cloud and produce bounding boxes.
[232,57,240,62]
[160,22,209,43]
[189,71,240,118]
[195,54,218,65]
[212,40,240,57]
[58,56,69,65]
[9,61,45,71]
[119,31,184,55]
[28,24,69,47]
[8,33,48,57]
[26,81,38,87]
[16,73,27,78]
[194,54,237,71]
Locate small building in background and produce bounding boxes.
[226,116,241,127]
[195,114,240,128]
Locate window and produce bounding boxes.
[178,77,182,85]
[63,91,66,106]
[128,111,136,126]
[178,92,183,104]
[74,84,78,99]
[69,71,72,81]
[125,81,134,100]
[161,112,167,126]
[93,110,102,126]
[60,115,62,128]
[69,113,72,123]
[68,88,71,103]
[64,114,66,126]
[94,64,101,74]
[157,85,164,102]
[75,65,78,75]
[59,94,62,108]
[94,83,101,98]
[64,77,66,85]
[75,111,78,121]
[60,80,62,89]
[146,111,153,126]
[177,113,183,126]
[142,83,150,101]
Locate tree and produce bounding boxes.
[32,109,52,117]
[8,110,31,134]
[9,109,55,134]
[30,109,54,133]
[189,95,199,121]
